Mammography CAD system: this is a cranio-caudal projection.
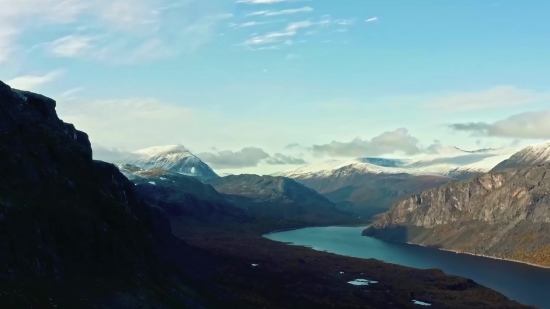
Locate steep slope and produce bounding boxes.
[118,164,250,224]
[281,147,515,216]
[0,81,185,307]
[206,175,360,225]
[130,145,219,180]
[364,163,550,267]
[284,163,452,216]
[491,141,550,172]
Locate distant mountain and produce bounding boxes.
[118,164,249,224]
[364,163,550,267]
[491,141,550,172]
[129,145,219,180]
[205,174,360,225]
[280,146,517,216]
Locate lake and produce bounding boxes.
[265,226,550,309]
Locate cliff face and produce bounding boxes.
[364,164,550,266]
[0,83,165,281]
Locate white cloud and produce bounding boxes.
[59,87,84,98]
[266,7,313,16]
[243,19,317,46]
[286,20,313,31]
[245,31,296,45]
[247,6,312,16]
[366,17,378,22]
[6,70,64,91]
[230,21,271,28]
[450,110,550,139]
[335,18,356,25]
[424,86,543,112]
[0,0,231,64]
[311,128,424,157]
[48,35,93,57]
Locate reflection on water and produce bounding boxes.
[265,226,550,309]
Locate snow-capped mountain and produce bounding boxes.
[491,141,550,172]
[281,146,518,180]
[128,145,219,180]
[277,145,521,216]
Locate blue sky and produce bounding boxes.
[2,0,550,174]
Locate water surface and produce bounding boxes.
[265,226,550,309]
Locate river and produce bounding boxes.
[264,226,550,309]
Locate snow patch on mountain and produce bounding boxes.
[129,144,219,180]
[281,145,521,180]
[491,141,550,171]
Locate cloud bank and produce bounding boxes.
[449,110,550,139]
[311,128,423,157]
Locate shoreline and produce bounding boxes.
[406,241,550,270]
[267,225,550,270]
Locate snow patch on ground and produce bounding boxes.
[347,279,378,286]
[148,181,156,185]
[413,300,431,306]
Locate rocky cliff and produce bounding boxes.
[364,163,550,266]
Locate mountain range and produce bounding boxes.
[0,80,536,308]
[364,153,550,267]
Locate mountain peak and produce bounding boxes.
[129,144,219,180]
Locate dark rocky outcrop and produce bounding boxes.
[364,164,550,266]
[0,84,163,281]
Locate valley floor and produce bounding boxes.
[168,222,535,309]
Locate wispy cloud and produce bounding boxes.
[366,17,378,22]
[6,70,64,91]
[60,87,84,98]
[48,35,93,57]
[0,0,232,64]
[424,86,544,112]
[229,21,271,28]
[247,6,313,16]
[244,20,313,46]
[335,18,356,25]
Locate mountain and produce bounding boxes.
[129,144,219,180]
[280,146,517,216]
[205,174,361,225]
[364,163,550,267]
[0,81,189,306]
[0,80,534,309]
[491,141,550,172]
[118,164,250,224]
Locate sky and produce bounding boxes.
[2,0,550,175]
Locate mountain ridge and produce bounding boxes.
[364,163,550,267]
